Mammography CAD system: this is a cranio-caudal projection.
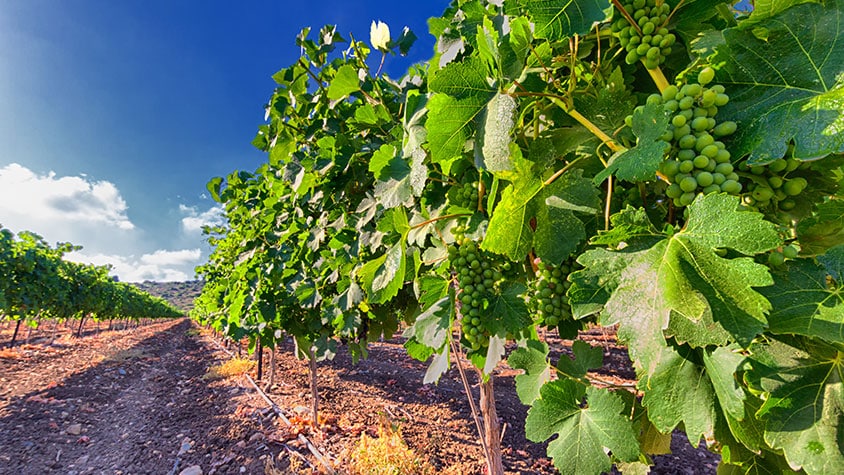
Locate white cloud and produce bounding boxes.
[0,163,207,282]
[67,248,202,282]
[179,203,224,233]
[0,163,134,231]
[140,248,202,266]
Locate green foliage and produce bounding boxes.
[193,1,844,473]
[0,225,181,326]
[525,381,640,474]
[715,0,844,163]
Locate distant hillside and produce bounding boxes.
[133,280,204,313]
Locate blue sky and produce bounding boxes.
[0,0,449,281]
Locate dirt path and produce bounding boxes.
[0,319,720,474]
[0,319,271,475]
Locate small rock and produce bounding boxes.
[177,438,193,456]
[239,467,246,473]
[179,466,202,475]
[118,368,127,376]
[75,455,89,465]
[61,411,69,419]
[234,441,246,450]
[248,433,264,443]
[66,424,82,435]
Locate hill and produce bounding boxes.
[133,280,203,313]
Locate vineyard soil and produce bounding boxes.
[0,318,719,474]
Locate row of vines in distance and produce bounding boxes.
[192,1,843,474]
[1,224,184,346]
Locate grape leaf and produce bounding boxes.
[714,0,844,163]
[508,340,552,404]
[796,199,844,255]
[590,206,663,248]
[702,346,747,422]
[327,64,360,100]
[427,58,496,174]
[475,93,518,175]
[598,194,780,370]
[568,247,644,319]
[424,348,451,384]
[761,251,844,343]
[520,0,609,41]
[748,337,844,474]
[411,296,453,349]
[739,0,820,29]
[594,103,669,184]
[358,241,406,304]
[639,344,718,443]
[486,281,532,335]
[525,381,640,475]
[556,340,603,380]
[573,67,638,138]
[483,170,599,263]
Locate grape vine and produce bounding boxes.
[194,1,844,474]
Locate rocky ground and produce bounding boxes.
[0,317,719,474]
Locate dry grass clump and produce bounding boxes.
[203,357,255,380]
[104,348,149,362]
[346,422,434,475]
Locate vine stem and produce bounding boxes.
[448,336,492,468]
[511,83,623,156]
[410,213,472,230]
[646,66,671,93]
[542,156,585,187]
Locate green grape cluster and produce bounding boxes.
[527,258,572,328]
[612,0,676,69]
[639,68,742,206]
[449,180,480,209]
[447,236,513,352]
[767,243,800,267]
[739,154,810,211]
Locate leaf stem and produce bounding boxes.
[542,156,584,187]
[646,66,671,93]
[410,213,472,230]
[605,177,613,231]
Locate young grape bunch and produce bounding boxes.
[738,147,811,212]
[767,243,800,268]
[527,258,573,330]
[612,0,677,70]
[447,235,514,352]
[449,180,480,210]
[632,67,742,207]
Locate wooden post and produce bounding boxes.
[9,319,23,347]
[478,371,504,475]
[308,345,319,427]
[76,316,86,338]
[256,340,264,381]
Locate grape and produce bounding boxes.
[768,251,785,267]
[451,237,518,353]
[698,67,715,85]
[782,244,799,259]
[737,144,812,213]
[449,179,480,209]
[612,0,675,69]
[624,68,741,206]
[527,258,577,333]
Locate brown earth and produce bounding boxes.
[0,317,720,474]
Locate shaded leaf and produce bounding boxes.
[715,0,844,163]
